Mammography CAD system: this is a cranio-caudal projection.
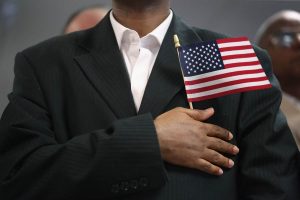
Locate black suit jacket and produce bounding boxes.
[0,13,299,200]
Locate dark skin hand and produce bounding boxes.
[112,0,239,175]
[155,107,239,175]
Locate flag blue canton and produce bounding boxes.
[179,41,225,77]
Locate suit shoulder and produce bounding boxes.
[21,31,86,60]
[192,27,228,41]
[193,27,269,59]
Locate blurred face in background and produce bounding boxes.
[265,15,300,85]
[64,8,107,34]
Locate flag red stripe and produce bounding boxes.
[184,69,265,85]
[188,85,272,102]
[221,53,257,60]
[217,37,249,44]
[224,61,261,68]
[219,45,253,52]
[186,77,269,94]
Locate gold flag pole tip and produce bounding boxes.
[174,35,181,48]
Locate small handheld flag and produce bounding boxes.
[174,36,272,103]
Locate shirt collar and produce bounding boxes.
[110,10,173,48]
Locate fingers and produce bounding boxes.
[203,123,233,141]
[157,107,239,176]
[185,148,235,175]
[179,107,214,121]
[207,137,239,155]
[203,149,235,169]
[195,158,224,176]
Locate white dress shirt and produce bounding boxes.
[110,10,173,111]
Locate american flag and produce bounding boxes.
[178,37,272,102]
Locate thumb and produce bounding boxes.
[184,107,214,121]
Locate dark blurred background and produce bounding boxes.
[1,0,300,114]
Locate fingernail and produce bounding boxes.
[218,169,223,175]
[233,146,239,154]
[228,132,233,140]
[228,159,234,168]
[206,107,214,113]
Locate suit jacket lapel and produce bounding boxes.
[74,14,137,118]
[74,13,209,119]
[138,15,204,117]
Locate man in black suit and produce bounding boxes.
[0,0,299,199]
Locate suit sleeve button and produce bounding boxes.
[139,177,149,187]
[111,184,120,194]
[130,180,139,190]
[120,181,130,192]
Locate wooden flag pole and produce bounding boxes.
[173,34,194,110]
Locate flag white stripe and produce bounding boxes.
[218,41,251,48]
[184,65,262,81]
[187,80,270,98]
[220,49,255,56]
[185,73,267,90]
[223,57,259,65]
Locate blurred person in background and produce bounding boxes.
[256,10,300,149]
[64,5,108,34]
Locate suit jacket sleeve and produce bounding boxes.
[0,52,167,199]
[237,47,300,199]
